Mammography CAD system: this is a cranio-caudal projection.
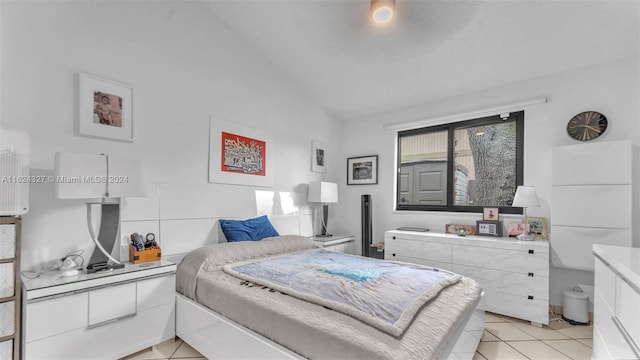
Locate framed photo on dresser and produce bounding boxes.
[482,207,499,221]
[476,220,503,237]
[525,217,548,240]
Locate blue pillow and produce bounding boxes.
[219,215,280,242]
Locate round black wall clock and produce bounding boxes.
[567,111,608,141]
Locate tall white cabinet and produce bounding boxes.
[385,230,549,325]
[551,140,638,271]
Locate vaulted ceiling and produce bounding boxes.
[202,1,640,121]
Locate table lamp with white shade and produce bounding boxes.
[308,181,338,237]
[512,185,540,241]
[55,152,146,273]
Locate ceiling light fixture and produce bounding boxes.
[371,0,395,24]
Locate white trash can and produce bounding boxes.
[562,290,589,325]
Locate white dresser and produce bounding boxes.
[22,260,176,360]
[385,230,549,325]
[593,245,640,359]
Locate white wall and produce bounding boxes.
[0,1,341,270]
[2,1,638,307]
[335,57,640,306]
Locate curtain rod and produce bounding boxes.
[382,97,550,131]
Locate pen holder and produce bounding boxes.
[129,245,161,264]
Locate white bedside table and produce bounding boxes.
[312,235,355,253]
[22,260,176,360]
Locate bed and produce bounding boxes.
[175,235,484,360]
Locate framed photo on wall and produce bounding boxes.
[77,73,134,142]
[347,155,378,185]
[208,117,274,187]
[311,140,327,173]
[525,217,548,240]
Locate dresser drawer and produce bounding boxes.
[137,275,175,311]
[26,302,175,360]
[26,292,88,342]
[388,254,452,271]
[385,238,452,264]
[0,225,15,260]
[552,185,631,228]
[452,244,549,276]
[88,282,136,327]
[0,301,15,337]
[594,258,616,309]
[615,278,640,346]
[452,264,548,300]
[594,290,637,359]
[484,290,548,324]
[0,339,12,359]
[0,263,14,298]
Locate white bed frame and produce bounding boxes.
[120,184,485,359]
[175,292,485,360]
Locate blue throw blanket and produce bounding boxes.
[224,250,461,336]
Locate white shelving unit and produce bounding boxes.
[551,140,638,271]
[0,217,20,360]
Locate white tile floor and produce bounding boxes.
[121,338,205,360]
[123,312,593,360]
[477,312,593,360]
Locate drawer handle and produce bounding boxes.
[528,272,534,277]
[392,253,396,257]
[528,249,534,254]
[87,312,137,330]
[612,315,640,358]
[527,295,534,300]
[392,236,396,240]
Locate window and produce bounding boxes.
[396,111,524,213]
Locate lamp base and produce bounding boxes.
[314,233,333,238]
[86,262,125,274]
[86,203,124,272]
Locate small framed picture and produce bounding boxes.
[445,224,477,236]
[476,220,503,237]
[77,73,134,142]
[483,207,499,221]
[311,140,327,173]
[525,217,548,240]
[508,222,529,238]
[347,155,378,185]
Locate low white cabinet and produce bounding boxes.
[593,245,640,359]
[22,261,176,360]
[312,235,355,253]
[385,230,549,325]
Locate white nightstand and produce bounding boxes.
[312,235,355,253]
[22,260,176,360]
